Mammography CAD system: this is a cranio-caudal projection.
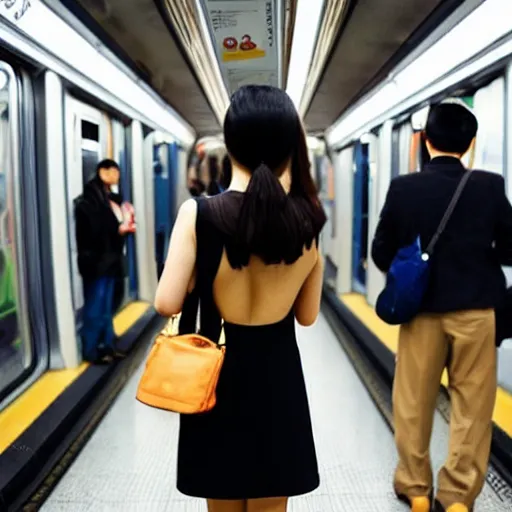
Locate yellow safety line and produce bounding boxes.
[114,301,151,337]
[0,363,89,453]
[340,293,512,437]
[0,300,151,454]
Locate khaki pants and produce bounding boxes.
[393,310,497,509]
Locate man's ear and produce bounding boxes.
[424,136,433,155]
[466,136,476,155]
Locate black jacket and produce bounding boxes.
[74,180,126,281]
[372,156,512,313]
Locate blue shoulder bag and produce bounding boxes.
[376,171,471,325]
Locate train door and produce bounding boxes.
[113,120,137,306]
[352,141,369,293]
[0,63,44,407]
[153,140,178,278]
[64,97,107,333]
[153,144,168,278]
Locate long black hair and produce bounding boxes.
[224,85,325,267]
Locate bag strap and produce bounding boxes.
[194,197,225,343]
[425,171,471,255]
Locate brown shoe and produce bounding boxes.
[446,505,469,512]
[397,493,431,512]
[411,497,431,512]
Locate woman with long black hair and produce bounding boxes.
[74,159,136,363]
[155,85,326,512]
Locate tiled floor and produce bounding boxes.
[42,315,508,511]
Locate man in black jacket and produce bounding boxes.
[372,102,512,512]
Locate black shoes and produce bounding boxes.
[92,347,126,364]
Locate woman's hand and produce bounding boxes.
[119,223,136,235]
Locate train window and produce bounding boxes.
[0,66,32,400]
[352,142,369,293]
[81,120,100,184]
[391,122,412,177]
[472,77,505,174]
[391,127,399,178]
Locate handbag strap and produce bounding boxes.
[425,171,471,255]
[194,197,225,343]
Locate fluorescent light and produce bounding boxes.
[0,0,196,146]
[393,0,511,97]
[328,81,399,144]
[193,0,230,113]
[327,0,512,146]
[286,0,326,109]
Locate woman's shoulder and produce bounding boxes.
[175,199,199,233]
[201,191,243,226]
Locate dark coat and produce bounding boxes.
[74,179,126,282]
[372,156,512,315]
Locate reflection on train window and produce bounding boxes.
[391,122,412,177]
[0,69,26,396]
[472,77,505,174]
[81,120,100,185]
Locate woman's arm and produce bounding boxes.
[154,199,197,316]
[294,250,324,327]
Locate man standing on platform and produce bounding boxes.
[371,102,512,512]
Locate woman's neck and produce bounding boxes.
[228,166,252,192]
[228,165,291,193]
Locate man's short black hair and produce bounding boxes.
[96,159,120,172]
[425,102,478,155]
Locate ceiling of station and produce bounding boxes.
[303,0,462,133]
[58,0,463,138]
[59,0,296,138]
[63,0,222,136]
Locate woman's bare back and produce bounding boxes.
[213,246,319,326]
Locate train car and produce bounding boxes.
[0,2,194,508]
[322,0,512,490]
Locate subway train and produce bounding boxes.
[0,3,195,507]
[319,0,512,495]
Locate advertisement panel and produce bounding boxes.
[207,0,279,92]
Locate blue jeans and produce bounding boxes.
[81,277,115,361]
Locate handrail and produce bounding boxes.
[160,0,230,126]
[298,0,352,117]
[282,0,298,90]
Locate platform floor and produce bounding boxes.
[42,314,508,511]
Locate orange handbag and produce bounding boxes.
[136,316,226,414]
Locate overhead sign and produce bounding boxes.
[0,0,32,24]
[206,0,279,93]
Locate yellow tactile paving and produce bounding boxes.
[340,293,512,437]
[0,300,151,454]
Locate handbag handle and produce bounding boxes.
[161,314,226,345]
[425,171,471,256]
[162,315,180,337]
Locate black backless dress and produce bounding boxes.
[177,193,319,500]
